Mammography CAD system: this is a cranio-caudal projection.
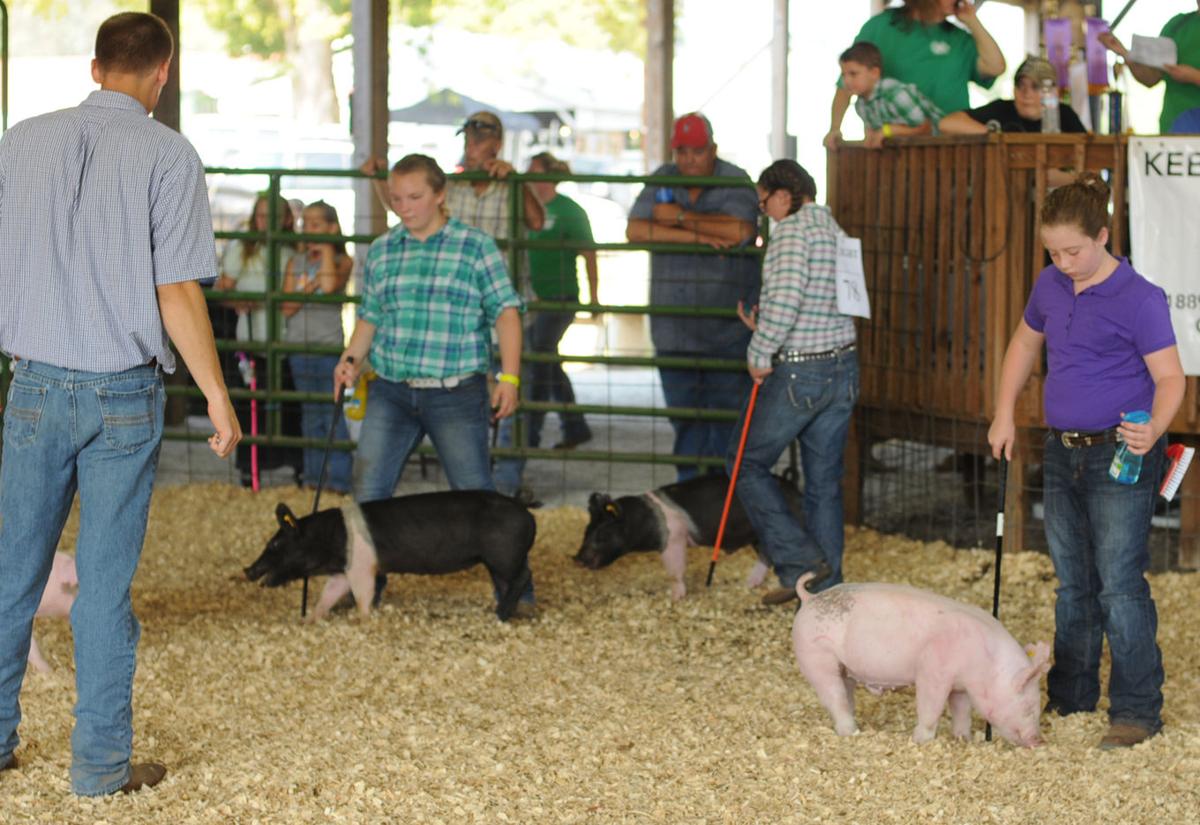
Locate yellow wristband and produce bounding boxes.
[881,124,894,139]
[497,372,520,388]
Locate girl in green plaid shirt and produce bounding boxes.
[334,153,533,612]
[334,153,523,498]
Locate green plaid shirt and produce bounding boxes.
[855,77,943,133]
[358,217,522,382]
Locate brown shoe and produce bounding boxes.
[1098,723,1156,750]
[119,762,167,793]
[760,587,799,606]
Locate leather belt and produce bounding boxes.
[403,372,476,390]
[772,342,856,365]
[1049,426,1119,448]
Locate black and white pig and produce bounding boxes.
[244,491,536,622]
[574,473,803,599]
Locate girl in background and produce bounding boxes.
[282,200,353,493]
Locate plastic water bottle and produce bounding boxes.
[1109,410,1151,485]
[654,187,675,204]
[1040,78,1061,134]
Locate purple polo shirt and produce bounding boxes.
[1024,258,1175,431]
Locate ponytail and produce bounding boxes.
[1040,171,1110,239]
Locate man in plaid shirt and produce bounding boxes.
[840,41,942,148]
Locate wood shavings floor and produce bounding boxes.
[4,483,1198,823]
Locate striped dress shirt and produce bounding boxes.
[0,90,217,373]
[358,217,522,382]
[747,204,856,369]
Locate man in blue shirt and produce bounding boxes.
[0,12,239,796]
[626,113,761,480]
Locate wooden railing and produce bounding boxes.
[828,135,1200,566]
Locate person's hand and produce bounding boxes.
[359,155,388,178]
[748,364,772,384]
[865,129,884,149]
[483,158,514,179]
[823,129,842,151]
[207,395,241,459]
[334,354,361,395]
[1097,32,1129,58]
[702,234,734,250]
[491,381,518,420]
[1163,63,1200,85]
[952,0,976,24]
[987,415,1015,461]
[737,300,758,332]
[1118,413,1161,456]
[652,203,685,224]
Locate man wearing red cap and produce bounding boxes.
[626,112,760,481]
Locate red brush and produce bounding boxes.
[1159,443,1194,502]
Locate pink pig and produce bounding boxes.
[791,573,1051,747]
[29,552,78,673]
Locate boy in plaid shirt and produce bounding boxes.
[841,41,942,149]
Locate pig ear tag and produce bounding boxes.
[605,502,619,516]
[283,513,298,529]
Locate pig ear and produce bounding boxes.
[1014,641,1052,690]
[588,493,616,519]
[276,502,299,530]
[1026,641,1051,675]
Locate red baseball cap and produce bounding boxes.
[670,113,713,149]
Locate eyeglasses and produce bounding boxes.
[758,192,774,211]
[457,118,500,136]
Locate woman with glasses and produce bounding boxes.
[730,160,859,607]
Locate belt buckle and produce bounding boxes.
[1060,430,1078,448]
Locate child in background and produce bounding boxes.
[840,41,942,149]
[988,172,1184,750]
[282,200,354,493]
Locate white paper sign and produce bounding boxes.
[1129,35,1178,69]
[1128,136,1200,375]
[835,235,871,318]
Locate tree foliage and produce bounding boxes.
[393,0,646,56]
[204,0,351,61]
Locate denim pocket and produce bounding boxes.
[4,380,47,447]
[785,373,834,411]
[97,383,158,452]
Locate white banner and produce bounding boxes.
[1128,136,1200,375]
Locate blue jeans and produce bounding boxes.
[659,351,752,482]
[730,352,858,590]
[493,310,591,495]
[0,360,163,796]
[289,353,352,493]
[353,373,534,604]
[1042,434,1165,731]
[353,374,495,502]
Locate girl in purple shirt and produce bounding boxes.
[988,172,1184,750]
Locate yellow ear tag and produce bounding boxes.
[605,503,618,515]
[284,514,298,528]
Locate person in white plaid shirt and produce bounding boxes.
[841,41,942,149]
[730,160,858,607]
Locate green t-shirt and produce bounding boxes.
[1159,12,1200,133]
[528,194,593,300]
[850,9,995,115]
